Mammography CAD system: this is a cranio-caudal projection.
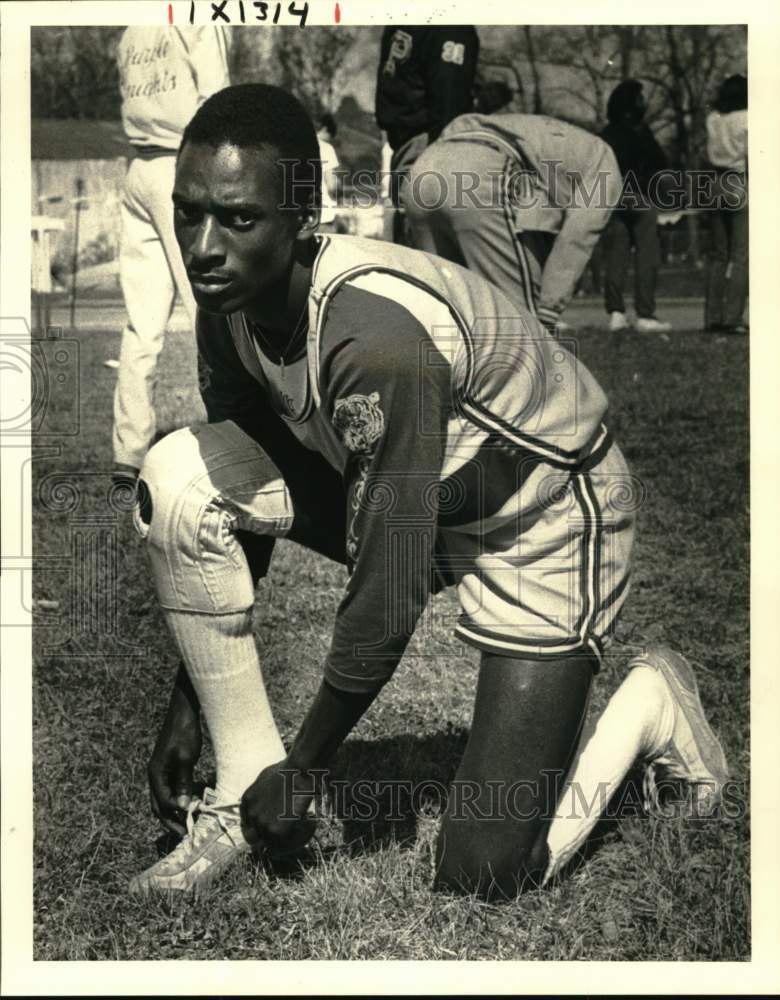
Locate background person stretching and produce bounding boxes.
[403,99,621,335]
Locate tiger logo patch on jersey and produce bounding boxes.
[332,392,384,454]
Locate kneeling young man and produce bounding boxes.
[130,84,728,898]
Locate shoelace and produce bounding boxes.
[178,797,244,855]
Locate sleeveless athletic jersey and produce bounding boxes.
[198,235,623,693]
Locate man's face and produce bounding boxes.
[173,141,300,315]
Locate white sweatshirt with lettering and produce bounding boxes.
[117,26,230,149]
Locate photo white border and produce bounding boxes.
[2,0,778,994]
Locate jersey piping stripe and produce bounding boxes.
[581,471,603,639]
[571,472,598,639]
[461,395,597,466]
[599,572,631,614]
[454,467,605,662]
[310,262,476,406]
[312,233,332,286]
[454,621,604,662]
[500,155,537,314]
[309,254,605,478]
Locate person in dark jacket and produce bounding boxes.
[375,26,479,243]
[601,80,671,333]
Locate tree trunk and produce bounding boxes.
[523,27,544,114]
[618,26,635,79]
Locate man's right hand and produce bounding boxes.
[148,664,202,838]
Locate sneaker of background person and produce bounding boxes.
[608,311,629,332]
[129,788,250,895]
[708,322,749,335]
[631,645,730,817]
[636,316,672,333]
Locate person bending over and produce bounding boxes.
[402,93,621,334]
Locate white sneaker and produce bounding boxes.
[630,645,730,816]
[129,788,250,895]
[608,311,629,332]
[635,316,672,333]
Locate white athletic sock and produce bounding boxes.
[543,664,675,882]
[164,609,286,804]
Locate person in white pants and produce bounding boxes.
[112,25,230,481]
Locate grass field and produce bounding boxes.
[32,320,749,961]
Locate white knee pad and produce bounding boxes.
[134,421,294,613]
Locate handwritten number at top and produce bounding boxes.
[188,1,309,26]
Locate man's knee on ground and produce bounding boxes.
[433,818,550,900]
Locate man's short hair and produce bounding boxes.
[714,74,747,113]
[182,83,322,209]
[606,79,644,125]
[475,80,514,115]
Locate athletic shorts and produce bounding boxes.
[137,420,634,668]
[438,436,635,666]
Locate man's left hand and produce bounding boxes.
[240,758,318,856]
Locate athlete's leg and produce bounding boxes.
[136,423,294,802]
[544,643,730,881]
[136,419,344,786]
[514,230,555,317]
[113,158,178,471]
[434,645,728,898]
[542,659,672,879]
[434,652,592,899]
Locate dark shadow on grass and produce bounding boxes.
[328,746,657,883]
[326,729,468,856]
[210,729,469,888]
[240,740,659,888]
